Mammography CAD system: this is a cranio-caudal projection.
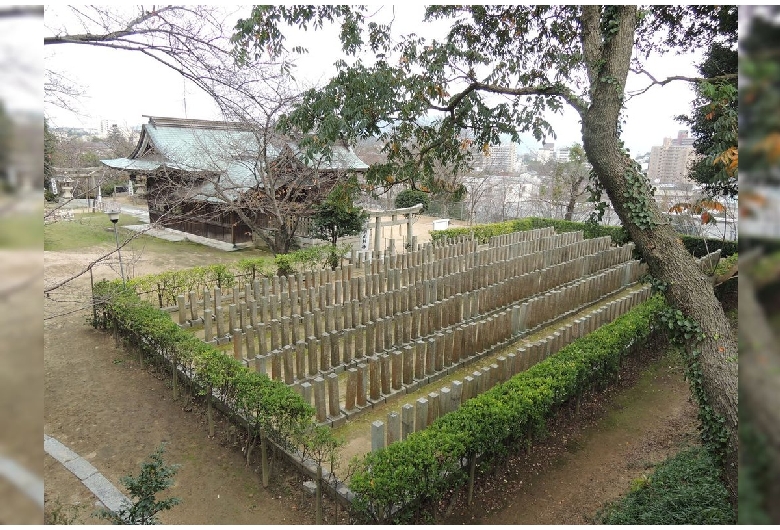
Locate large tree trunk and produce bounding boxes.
[579,5,738,500]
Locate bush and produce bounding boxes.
[597,447,735,525]
[430,217,628,246]
[44,188,57,202]
[96,444,181,525]
[430,217,735,260]
[395,189,430,212]
[678,234,737,258]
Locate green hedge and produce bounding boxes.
[429,217,629,245]
[678,234,737,258]
[430,217,735,259]
[348,294,666,522]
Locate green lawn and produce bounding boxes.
[44,212,136,251]
[44,212,271,264]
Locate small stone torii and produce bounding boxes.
[366,203,424,255]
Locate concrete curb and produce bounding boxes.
[43,434,129,513]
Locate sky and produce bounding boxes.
[43,5,705,156]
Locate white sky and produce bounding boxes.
[43,5,704,156]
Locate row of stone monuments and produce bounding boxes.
[170,227,648,431]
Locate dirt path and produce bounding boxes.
[442,349,699,525]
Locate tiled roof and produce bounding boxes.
[101,116,368,176]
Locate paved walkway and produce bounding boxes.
[123,224,247,252]
[43,434,129,513]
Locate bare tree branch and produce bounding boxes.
[627,69,737,98]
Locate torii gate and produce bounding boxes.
[365,203,424,255]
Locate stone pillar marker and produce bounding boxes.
[345,368,358,411]
[283,347,295,384]
[301,381,312,405]
[203,289,211,315]
[203,308,213,342]
[270,319,280,352]
[177,294,186,325]
[415,398,429,432]
[380,354,391,396]
[343,329,353,365]
[427,392,440,426]
[354,325,366,359]
[414,341,425,380]
[232,329,243,361]
[327,373,340,418]
[320,332,331,373]
[245,325,255,358]
[189,291,198,321]
[239,300,246,330]
[249,300,258,328]
[254,355,267,376]
[386,411,401,446]
[271,350,282,381]
[463,375,475,402]
[369,357,381,401]
[307,338,318,376]
[392,350,403,390]
[228,304,237,335]
[294,341,306,381]
[356,364,368,407]
[425,338,435,376]
[256,323,267,356]
[366,321,376,356]
[401,403,414,440]
[401,345,414,385]
[313,377,327,423]
[330,332,340,368]
[371,420,386,452]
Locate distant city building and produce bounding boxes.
[536,142,555,163]
[473,143,520,173]
[555,146,571,162]
[646,130,697,185]
[634,152,651,174]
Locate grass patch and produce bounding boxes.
[596,446,735,524]
[44,212,136,251]
[43,212,270,263]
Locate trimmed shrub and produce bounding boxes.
[430,217,735,260]
[678,234,737,258]
[395,189,430,212]
[430,217,628,246]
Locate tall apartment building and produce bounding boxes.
[646,130,697,184]
[536,142,555,163]
[473,142,520,173]
[556,146,571,162]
